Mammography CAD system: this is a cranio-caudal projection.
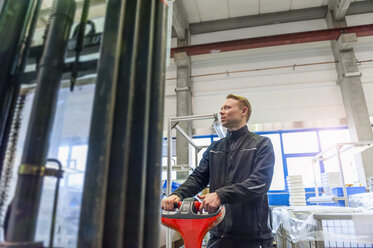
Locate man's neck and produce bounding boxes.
[228,123,247,131]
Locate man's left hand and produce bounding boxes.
[197,192,221,214]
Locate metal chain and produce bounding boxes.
[0,94,27,230]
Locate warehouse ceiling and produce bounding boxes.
[181,0,332,23]
[179,0,372,36]
[36,0,372,36]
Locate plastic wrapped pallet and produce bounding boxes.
[349,192,373,210]
[272,206,373,248]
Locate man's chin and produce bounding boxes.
[221,122,230,128]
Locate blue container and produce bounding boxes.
[332,186,366,197]
[268,193,289,206]
[320,187,366,206]
[161,180,181,197]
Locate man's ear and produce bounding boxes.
[241,106,248,117]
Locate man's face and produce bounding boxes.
[219,98,246,129]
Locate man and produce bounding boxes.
[162,94,275,248]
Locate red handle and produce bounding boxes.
[175,201,201,212]
[162,198,225,248]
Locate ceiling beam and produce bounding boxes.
[26,23,373,65]
[23,24,373,84]
[329,0,352,21]
[189,1,373,35]
[171,24,373,57]
[172,0,188,39]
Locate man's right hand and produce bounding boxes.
[161,195,180,211]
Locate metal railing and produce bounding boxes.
[310,142,373,207]
[165,113,225,248]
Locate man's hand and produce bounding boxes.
[197,192,221,214]
[161,195,180,211]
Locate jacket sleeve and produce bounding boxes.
[215,137,275,204]
[171,145,211,200]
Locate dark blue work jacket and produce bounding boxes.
[173,125,275,240]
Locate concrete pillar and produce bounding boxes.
[174,30,192,180]
[326,10,373,186]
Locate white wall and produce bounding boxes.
[165,14,373,133]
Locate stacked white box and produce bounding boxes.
[321,172,341,195]
[287,175,306,206]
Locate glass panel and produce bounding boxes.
[323,152,359,185]
[319,129,358,184]
[33,85,95,248]
[161,138,176,157]
[319,129,351,151]
[67,173,85,189]
[192,137,211,146]
[323,157,340,173]
[286,157,320,188]
[58,146,69,166]
[282,131,319,154]
[262,134,285,191]
[190,137,211,168]
[162,157,177,181]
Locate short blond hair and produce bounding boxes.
[226,94,252,122]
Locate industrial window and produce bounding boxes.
[319,129,351,150]
[191,137,212,168]
[286,156,321,188]
[282,131,319,154]
[57,145,87,189]
[262,133,285,191]
[319,129,358,184]
[35,84,94,248]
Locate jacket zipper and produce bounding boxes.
[256,201,263,239]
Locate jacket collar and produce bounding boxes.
[226,125,249,141]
